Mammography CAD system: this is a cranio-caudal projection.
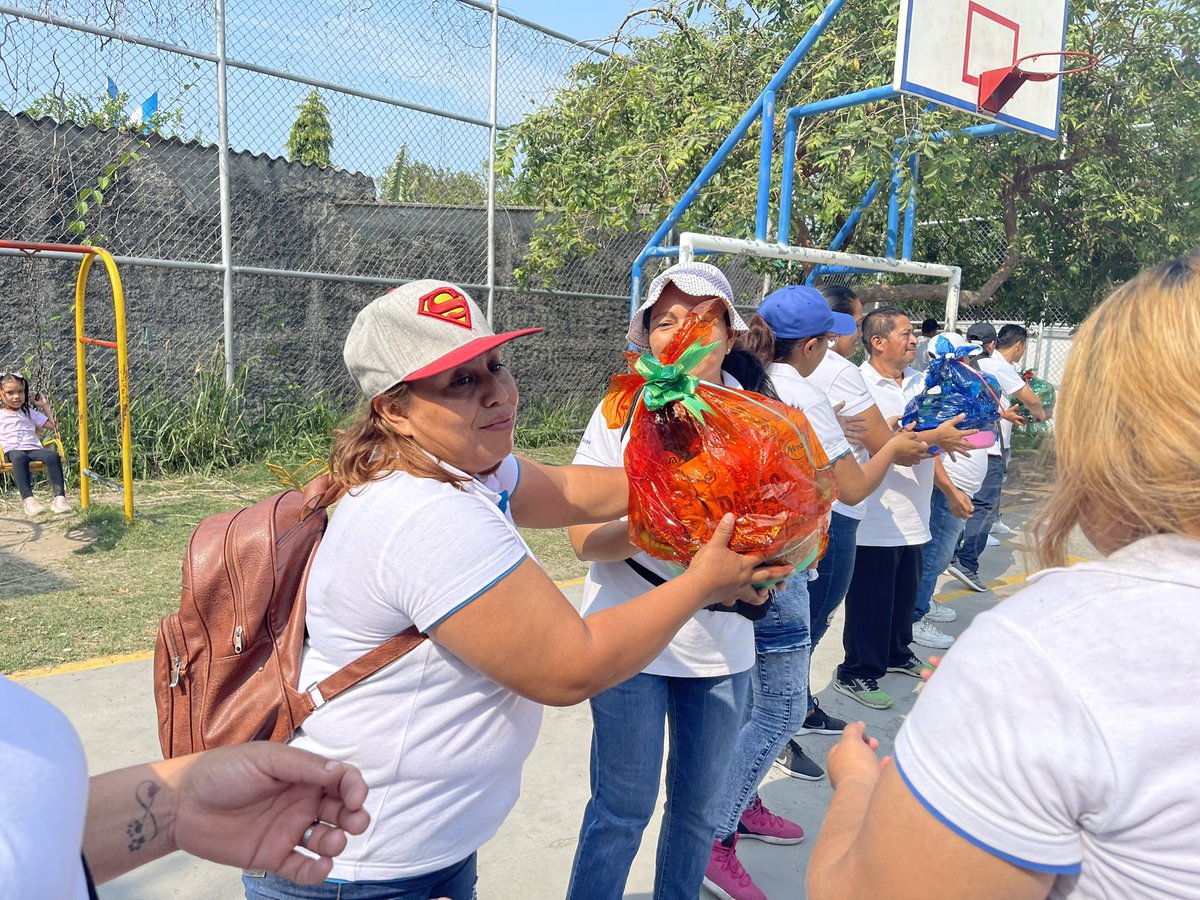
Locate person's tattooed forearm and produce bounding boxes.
[126,780,161,852]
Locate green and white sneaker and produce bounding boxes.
[832,676,893,710]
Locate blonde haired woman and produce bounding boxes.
[806,251,1200,899]
[244,280,788,900]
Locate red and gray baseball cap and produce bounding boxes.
[344,280,542,398]
[627,262,749,349]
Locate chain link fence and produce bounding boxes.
[1,0,638,475]
[1,0,1074,477]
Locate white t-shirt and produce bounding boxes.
[573,374,754,678]
[895,534,1200,898]
[939,447,988,497]
[913,335,937,372]
[765,362,852,465]
[1,675,90,900]
[807,352,876,520]
[978,354,1025,457]
[0,407,48,453]
[855,361,934,546]
[292,457,543,880]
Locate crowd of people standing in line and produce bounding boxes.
[3,250,1198,899]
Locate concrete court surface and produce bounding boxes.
[20,487,1075,899]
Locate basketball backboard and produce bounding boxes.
[893,0,1069,139]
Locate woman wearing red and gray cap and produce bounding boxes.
[565,262,783,900]
[243,280,789,900]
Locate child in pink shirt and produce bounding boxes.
[1,372,69,516]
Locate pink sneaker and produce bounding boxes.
[703,834,766,900]
[737,794,805,845]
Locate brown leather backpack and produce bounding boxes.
[153,474,427,758]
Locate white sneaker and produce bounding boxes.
[912,617,955,650]
[924,600,957,623]
[51,495,72,514]
[986,534,1000,546]
[22,496,45,516]
[991,520,1013,536]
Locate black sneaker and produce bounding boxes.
[887,654,931,679]
[796,697,846,736]
[772,740,826,781]
[946,561,988,592]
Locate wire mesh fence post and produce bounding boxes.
[486,0,499,326]
[215,0,235,389]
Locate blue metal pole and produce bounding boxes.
[902,152,919,260]
[629,0,850,320]
[779,120,799,245]
[755,89,776,241]
[779,85,898,245]
[885,150,902,259]
[805,178,881,284]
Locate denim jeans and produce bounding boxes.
[914,489,969,622]
[807,511,860,650]
[242,854,476,899]
[566,669,751,900]
[955,454,1005,575]
[711,580,810,840]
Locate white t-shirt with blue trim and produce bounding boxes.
[292,456,542,880]
[895,534,1200,897]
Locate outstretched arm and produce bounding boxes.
[509,457,629,528]
[83,743,369,885]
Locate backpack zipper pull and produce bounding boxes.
[169,655,183,688]
[233,625,244,654]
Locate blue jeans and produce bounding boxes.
[914,489,969,621]
[955,455,1005,575]
[712,581,810,840]
[566,669,751,900]
[242,854,476,899]
[807,511,860,649]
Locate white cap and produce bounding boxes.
[927,332,984,359]
[344,280,542,398]
[627,262,749,349]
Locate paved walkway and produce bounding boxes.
[18,479,1073,898]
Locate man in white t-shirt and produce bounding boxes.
[948,323,1048,592]
[834,307,934,710]
[910,334,989,650]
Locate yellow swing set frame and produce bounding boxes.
[0,240,135,522]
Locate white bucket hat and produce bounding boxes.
[627,262,749,349]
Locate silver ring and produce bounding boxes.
[300,823,318,849]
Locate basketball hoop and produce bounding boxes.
[978,51,1098,115]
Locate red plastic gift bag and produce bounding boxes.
[602,299,837,572]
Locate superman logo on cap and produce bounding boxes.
[417,286,473,330]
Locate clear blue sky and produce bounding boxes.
[501,1,648,44]
[0,0,663,179]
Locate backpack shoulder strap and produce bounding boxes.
[318,626,427,705]
[300,472,343,518]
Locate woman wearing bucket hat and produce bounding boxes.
[242,280,790,900]
[699,285,935,900]
[565,262,790,900]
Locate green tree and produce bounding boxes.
[499,0,1200,319]
[380,144,501,205]
[286,90,334,168]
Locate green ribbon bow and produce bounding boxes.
[632,339,719,422]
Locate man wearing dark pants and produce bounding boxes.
[834,307,933,710]
[948,323,1047,592]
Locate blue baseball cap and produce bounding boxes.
[757,285,857,339]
